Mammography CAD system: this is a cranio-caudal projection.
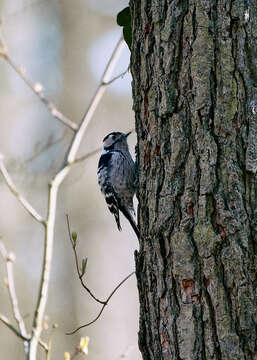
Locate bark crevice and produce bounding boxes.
[131,0,257,359]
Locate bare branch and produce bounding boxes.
[38,338,48,352]
[0,314,30,342]
[0,155,46,225]
[0,242,29,339]
[29,35,126,358]
[66,271,135,335]
[65,35,125,164]
[4,55,78,131]
[1,29,128,135]
[102,65,130,86]
[72,147,101,165]
[0,31,77,131]
[29,179,59,358]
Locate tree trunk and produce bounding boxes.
[130,1,257,359]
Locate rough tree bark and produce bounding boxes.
[130,1,257,359]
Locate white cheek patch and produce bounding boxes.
[104,137,114,148]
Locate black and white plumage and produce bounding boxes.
[97,131,139,238]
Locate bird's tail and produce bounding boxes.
[114,211,122,232]
[120,205,140,239]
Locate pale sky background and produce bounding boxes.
[0,1,140,359]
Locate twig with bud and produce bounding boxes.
[66,215,135,334]
[66,215,106,304]
[64,336,90,359]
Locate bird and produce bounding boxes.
[97,131,139,238]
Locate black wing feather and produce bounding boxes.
[97,152,112,172]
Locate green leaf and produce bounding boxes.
[117,6,131,27]
[123,25,132,50]
[117,6,132,50]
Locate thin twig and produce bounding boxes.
[66,215,135,335]
[72,147,101,165]
[66,271,135,335]
[45,324,58,360]
[0,243,29,339]
[103,65,130,86]
[0,314,30,342]
[65,35,125,164]
[0,155,46,225]
[4,54,78,131]
[0,31,77,131]
[66,215,106,304]
[0,242,30,359]
[34,327,57,360]
[38,338,49,352]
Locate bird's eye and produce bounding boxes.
[112,134,120,141]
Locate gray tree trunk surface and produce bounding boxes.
[130,1,257,359]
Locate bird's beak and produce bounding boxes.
[125,131,132,138]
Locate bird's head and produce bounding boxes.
[102,131,131,151]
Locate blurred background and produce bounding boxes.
[0,0,140,359]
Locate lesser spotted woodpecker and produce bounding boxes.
[97,131,139,238]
